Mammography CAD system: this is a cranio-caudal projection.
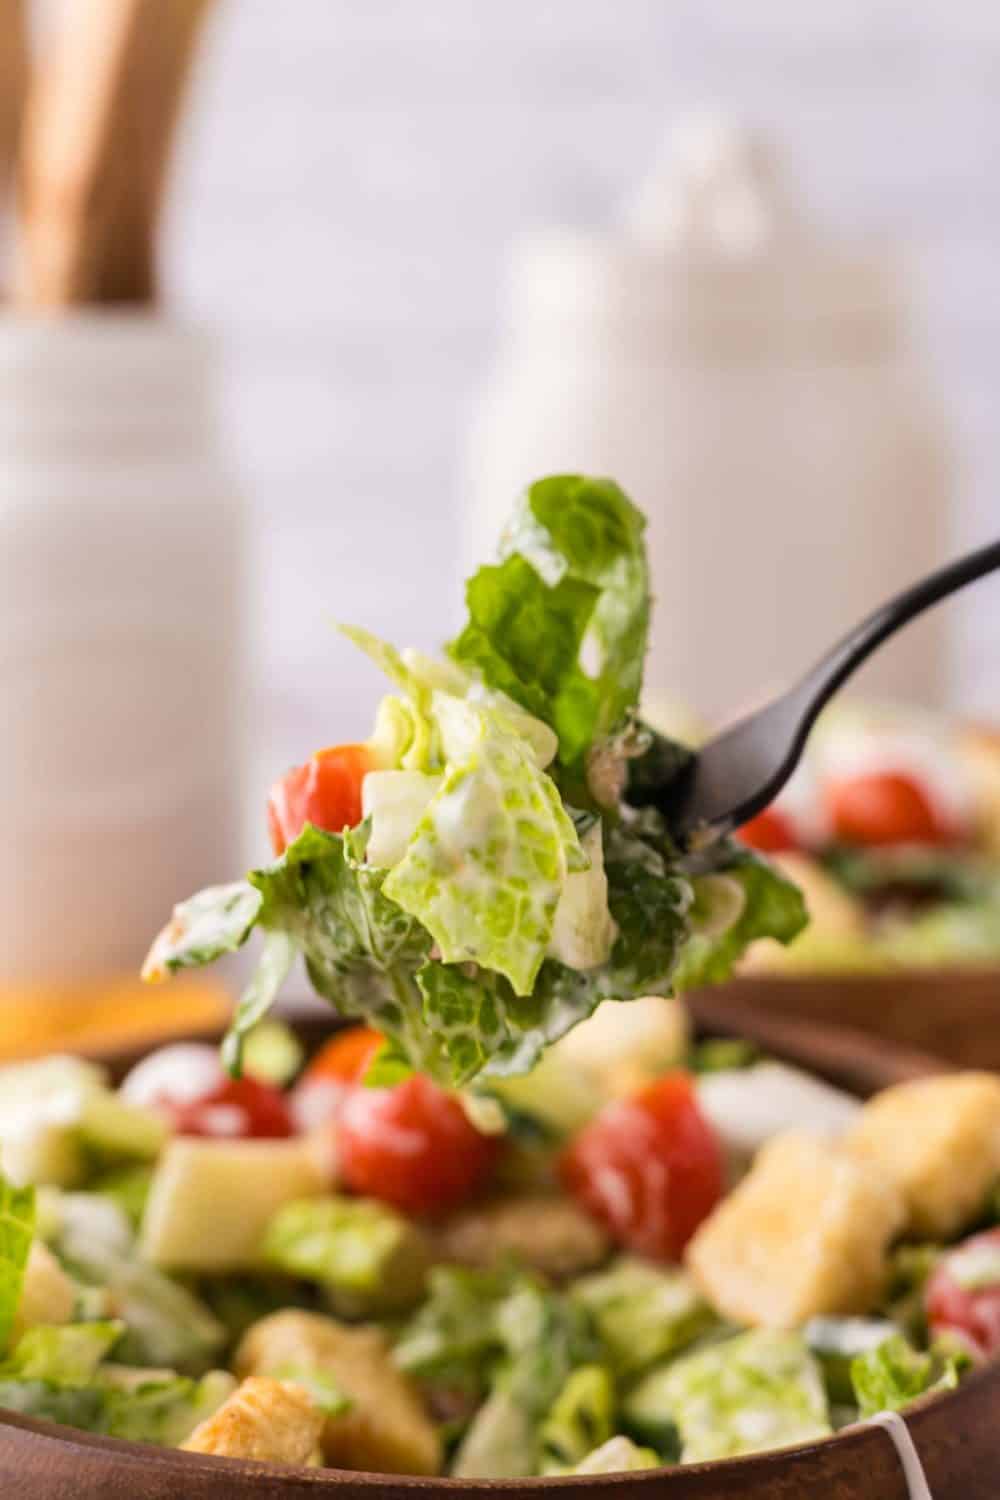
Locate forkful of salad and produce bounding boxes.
[143,475,997,1095]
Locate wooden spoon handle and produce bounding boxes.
[0,0,29,192]
[16,0,216,308]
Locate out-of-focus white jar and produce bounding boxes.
[0,315,248,982]
[464,121,952,723]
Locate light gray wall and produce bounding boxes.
[163,0,1000,782]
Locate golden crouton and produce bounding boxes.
[11,1241,76,1340]
[846,1072,1000,1239]
[236,1309,441,1475]
[436,1193,610,1278]
[685,1132,904,1328]
[182,1377,323,1467]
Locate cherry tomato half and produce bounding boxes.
[737,806,799,853]
[290,1027,386,1132]
[337,1074,500,1216]
[268,744,371,855]
[926,1229,1000,1360]
[163,1074,295,1140]
[560,1072,723,1261]
[824,771,952,848]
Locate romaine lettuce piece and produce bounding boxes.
[805,1317,900,1404]
[450,1385,537,1479]
[538,1364,614,1473]
[1,1321,122,1382]
[625,1330,830,1463]
[100,1366,236,1445]
[142,881,262,980]
[547,821,616,971]
[394,1265,515,1397]
[571,1257,714,1376]
[362,770,444,867]
[51,1193,226,1374]
[673,851,808,990]
[0,1173,35,1351]
[384,698,586,996]
[261,1196,429,1314]
[850,1333,963,1418]
[572,1435,660,1473]
[449,475,649,767]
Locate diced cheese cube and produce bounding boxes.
[686,1132,904,1328]
[846,1072,1000,1239]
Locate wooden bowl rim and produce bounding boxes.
[1,1007,995,1496]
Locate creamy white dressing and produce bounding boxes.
[866,1411,934,1500]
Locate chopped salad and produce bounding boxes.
[0,1023,998,1476]
[2,475,997,1479]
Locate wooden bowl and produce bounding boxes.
[1,1008,997,1500]
[704,967,1000,1069]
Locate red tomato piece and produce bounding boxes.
[337,1075,500,1216]
[291,1027,386,1132]
[926,1229,1000,1360]
[825,771,951,848]
[268,744,371,855]
[304,1027,385,1087]
[163,1075,295,1140]
[560,1072,723,1261]
[737,806,799,853]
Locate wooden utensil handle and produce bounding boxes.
[16,0,216,308]
[0,0,29,192]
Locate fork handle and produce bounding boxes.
[788,536,1000,750]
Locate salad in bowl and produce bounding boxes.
[737,704,1000,974]
[1,475,997,1486]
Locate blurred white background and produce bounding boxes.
[162,0,1000,799]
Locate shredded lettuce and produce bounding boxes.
[538,1364,615,1473]
[0,1174,35,1352]
[571,1258,715,1377]
[850,1333,964,1418]
[625,1330,830,1463]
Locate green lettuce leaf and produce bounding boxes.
[384,697,585,996]
[141,882,262,981]
[221,822,446,1079]
[100,1367,236,1446]
[0,1174,35,1353]
[673,849,808,990]
[625,1330,830,1463]
[449,476,649,766]
[571,1258,714,1377]
[260,1196,429,1314]
[1,1322,123,1383]
[447,1272,601,1478]
[538,1364,615,1473]
[52,1193,225,1375]
[850,1333,963,1418]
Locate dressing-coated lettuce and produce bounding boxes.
[0,1174,35,1350]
